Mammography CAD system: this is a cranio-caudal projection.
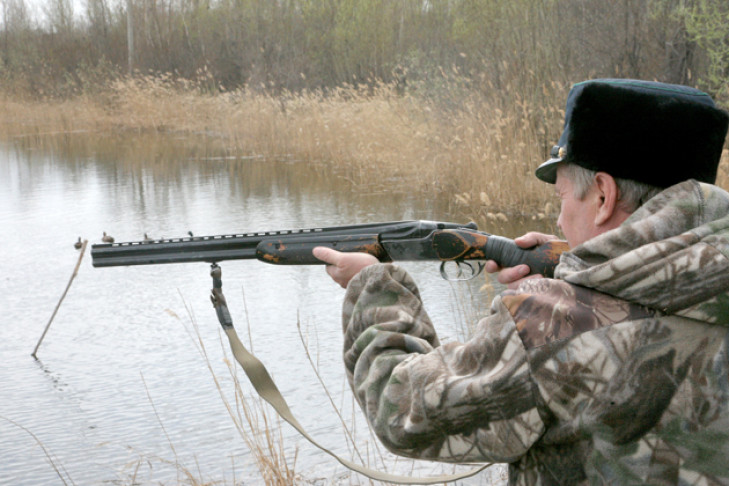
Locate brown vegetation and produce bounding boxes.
[0,72,563,222]
[1,0,729,230]
[2,70,729,234]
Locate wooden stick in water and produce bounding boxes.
[32,239,88,358]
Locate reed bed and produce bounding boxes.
[0,73,566,227]
[2,73,728,232]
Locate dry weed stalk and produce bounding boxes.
[179,306,299,486]
[1,415,74,485]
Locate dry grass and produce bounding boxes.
[0,73,561,224]
[2,73,728,233]
[180,304,299,486]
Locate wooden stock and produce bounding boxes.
[256,234,390,264]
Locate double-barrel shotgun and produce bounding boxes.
[91,220,568,279]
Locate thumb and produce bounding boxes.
[312,246,341,265]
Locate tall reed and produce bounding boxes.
[1,72,727,234]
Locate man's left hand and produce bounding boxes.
[313,247,379,288]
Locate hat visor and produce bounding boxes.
[535,157,562,184]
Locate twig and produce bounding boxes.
[140,372,180,467]
[1,415,74,485]
[295,316,369,467]
[32,239,88,358]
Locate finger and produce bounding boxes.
[322,264,345,287]
[483,260,501,274]
[329,268,348,288]
[497,264,531,285]
[514,233,542,248]
[514,232,559,248]
[324,263,336,278]
[312,246,341,265]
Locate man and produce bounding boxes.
[313,79,729,485]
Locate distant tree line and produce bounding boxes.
[1,0,728,102]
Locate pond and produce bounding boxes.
[0,132,533,485]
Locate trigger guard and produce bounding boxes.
[439,261,485,281]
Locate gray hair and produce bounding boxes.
[562,163,663,213]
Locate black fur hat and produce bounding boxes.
[536,79,729,187]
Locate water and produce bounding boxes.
[0,133,508,485]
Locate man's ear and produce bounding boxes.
[593,172,619,226]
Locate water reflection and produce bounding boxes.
[33,359,73,393]
[0,131,546,485]
[7,131,447,225]
[7,130,558,238]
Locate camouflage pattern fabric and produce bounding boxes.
[342,180,729,485]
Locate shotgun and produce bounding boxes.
[90,220,568,278]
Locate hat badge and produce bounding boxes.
[558,146,567,158]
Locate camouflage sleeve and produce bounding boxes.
[342,263,546,463]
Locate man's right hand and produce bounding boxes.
[484,232,560,289]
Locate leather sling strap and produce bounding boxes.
[209,263,493,484]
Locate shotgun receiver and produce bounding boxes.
[91,220,569,278]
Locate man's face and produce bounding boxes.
[555,166,599,248]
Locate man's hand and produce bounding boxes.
[484,232,560,289]
[313,247,379,288]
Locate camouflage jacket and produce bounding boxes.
[342,180,729,485]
